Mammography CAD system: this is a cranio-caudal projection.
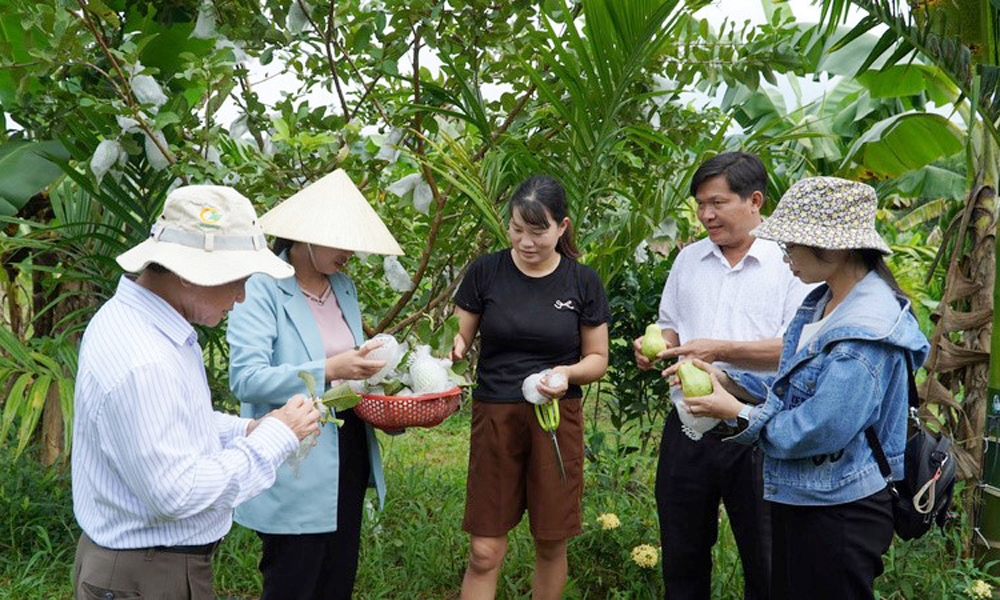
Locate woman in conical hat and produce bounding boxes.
[226,169,402,600]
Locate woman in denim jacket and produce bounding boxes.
[669,176,929,600]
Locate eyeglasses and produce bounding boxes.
[777,241,796,259]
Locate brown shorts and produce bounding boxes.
[462,398,584,541]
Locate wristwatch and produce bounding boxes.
[736,404,754,428]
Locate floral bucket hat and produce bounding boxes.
[751,176,891,255]
[117,185,294,285]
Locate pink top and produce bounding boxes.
[304,288,355,359]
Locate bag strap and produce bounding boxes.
[865,353,917,480]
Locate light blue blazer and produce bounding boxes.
[227,263,386,534]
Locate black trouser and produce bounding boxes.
[770,487,893,600]
[656,410,770,600]
[257,409,371,600]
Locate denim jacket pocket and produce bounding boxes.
[785,364,822,409]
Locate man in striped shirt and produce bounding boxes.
[72,185,322,600]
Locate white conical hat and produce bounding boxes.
[259,169,404,255]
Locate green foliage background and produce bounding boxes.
[0,0,992,595]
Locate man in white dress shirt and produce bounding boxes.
[634,152,813,599]
[72,185,322,600]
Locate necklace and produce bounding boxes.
[299,280,332,306]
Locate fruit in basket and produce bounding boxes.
[678,362,713,398]
[409,345,452,394]
[640,323,667,361]
[362,333,406,385]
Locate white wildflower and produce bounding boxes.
[630,544,659,569]
[596,513,621,530]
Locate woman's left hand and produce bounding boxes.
[680,371,745,420]
[537,367,570,400]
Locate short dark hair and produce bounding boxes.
[690,152,767,200]
[271,237,294,256]
[508,175,580,259]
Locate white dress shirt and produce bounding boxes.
[658,236,814,373]
[71,276,298,549]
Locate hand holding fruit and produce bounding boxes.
[324,342,388,381]
[269,394,322,441]
[537,368,570,400]
[633,324,671,370]
[663,360,741,420]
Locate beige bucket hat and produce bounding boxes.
[752,176,891,255]
[117,185,295,286]
[259,169,404,255]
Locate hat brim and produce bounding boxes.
[259,169,404,256]
[117,238,295,286]
[752,219,892,255]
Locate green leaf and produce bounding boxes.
[320,382,362,411]
[0,373,32,443]
[0,140,71,216]
[154,111,181,129]
[297,370,318,398]
[856,65,929,98]
[841,113,964,177]
[16,375,51,458]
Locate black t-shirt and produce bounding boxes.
[454,249,610,402]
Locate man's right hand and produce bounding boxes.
[269,394,321,441]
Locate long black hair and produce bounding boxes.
[508,175,580,259]
[806,246,910,305]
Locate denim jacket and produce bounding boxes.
[727,271,929,506]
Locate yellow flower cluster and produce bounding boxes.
[596,513,621,530]
[630,544,659,569]
[966,579,993,600]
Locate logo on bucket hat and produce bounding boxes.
[198,206,223,229]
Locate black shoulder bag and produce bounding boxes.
[864,356,956,541]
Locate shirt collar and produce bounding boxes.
[696,237,770,269]
[114,276,197,346]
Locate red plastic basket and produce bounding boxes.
[355,386,462,431]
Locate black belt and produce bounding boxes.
[93,537,222,556]
[152,540,221,555]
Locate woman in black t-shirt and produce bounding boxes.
[450,175,610,600]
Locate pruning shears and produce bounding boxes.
[534,397,566,482]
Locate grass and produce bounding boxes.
[3,400,1000,599]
